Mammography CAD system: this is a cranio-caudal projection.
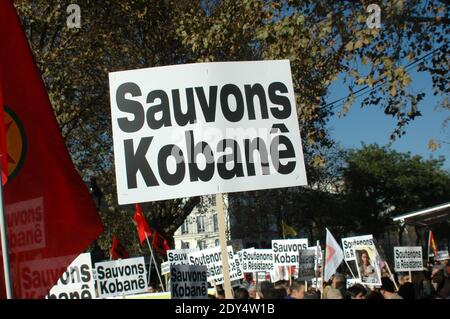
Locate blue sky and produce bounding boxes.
[326,69,450,171]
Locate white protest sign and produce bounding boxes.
[161,261,171,276]
[46,253,95,299]
[353,245,382,286]
[272,238,308,265]
[436,250,449,261]
[95,257,147,298]
[170,265,208,299]
[394,247,423,272]
[341,235,374,261]
[346,278,361,289]
[187,246,242,283]
[311,278,322,289]
[298,249,316,281]
[167,248,199,265]
[241,249,274,272]
[210,253,244,285]
[256,272,270,282]
[109,60,307,205]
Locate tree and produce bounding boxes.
[12,0,449,256]
[342,144,450,238]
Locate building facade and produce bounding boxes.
[173,195,230,250]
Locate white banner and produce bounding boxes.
[95,257,147,298]
[272,238,308,266]
[46,253,95,299]
[170,265,208,299]
[167,248,199,265]
[436,250,449,261]
[353,245,381,286]
[394,247,423,272]
[346,278,361,289]
[241,249,274,272]
[109,60,307,204]
[187,246,243,284]
[341,235,374,261]
[297,249,316,281]
[161,261,171,276]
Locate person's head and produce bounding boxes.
[263,288,286,299]
[360,250,371,266]
[332,273,346,290]
[234,287,249,299]
[346,284,367,299]
[327,287,343,299]
[380,277,396,298]
[216,285,226,299]
[398,273,410,285]
[257,281,274,299]
[244,273,253,282]
[304,290,320,299]
[289,281,305,299]
[365,290,384,299]
[248,284,257,299]
[274,280,289,293]
[431,264,446,284]
[398,282,415,299]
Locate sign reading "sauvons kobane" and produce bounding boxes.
[109,60,307,204]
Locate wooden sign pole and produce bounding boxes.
[216,193,233,299]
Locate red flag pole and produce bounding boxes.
[0,78,12,299]
[0,163,12,299]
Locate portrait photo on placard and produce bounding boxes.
[353,245,382,286]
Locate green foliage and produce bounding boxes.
[342,144,450,236]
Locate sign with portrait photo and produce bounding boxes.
[353,245,382,286]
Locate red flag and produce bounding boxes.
[110,236,129,260]
[0,1,103,298]
[152,230,170,256]
[134,204,151,244]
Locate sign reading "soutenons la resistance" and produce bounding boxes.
[109,60,307,204]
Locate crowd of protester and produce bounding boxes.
[208,259,450,299]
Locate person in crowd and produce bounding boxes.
[397,273,410,286]
[332,273,347,297]
[326,287,343,299]
[288,281,305,299]
[322,278,333,299]
[345,284,367,299]
[431,264,450,299]
[242,273,254,289]
[257,281,274,299]
[261,288,285,299]
[380,277,403,299]
[365,290,384,299]
[216,285,226,299]
[274,286,288,299]
[234,287,249,299]
[398,282,415,299]
[304,291,320,299]
[274,280,290,296]
[248,284,257,299]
